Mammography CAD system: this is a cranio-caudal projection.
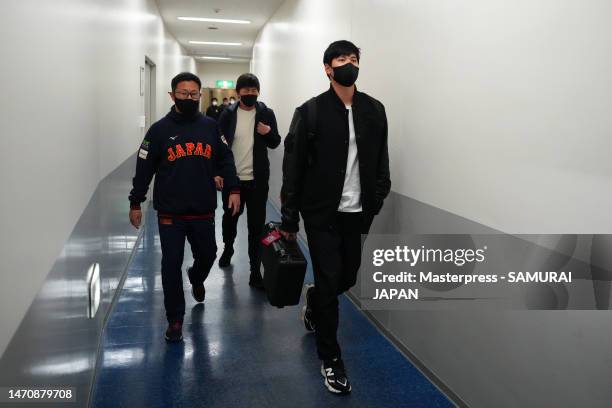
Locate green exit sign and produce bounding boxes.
[215,80,235,89]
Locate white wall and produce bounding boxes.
[196,61,251,89]
[252,0,612,234]
[0,0,195,356]
[252,2,612,406]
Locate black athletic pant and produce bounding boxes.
[221,180,268,275]
[158,216,217,323]
[305,211,373,361]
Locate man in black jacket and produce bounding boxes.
[129,72,240,342]
[205,97,223,121]
[280,41,391,394]
[217,73,281,288]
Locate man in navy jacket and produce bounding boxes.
[216,73,281,288]
[129,72,240,342]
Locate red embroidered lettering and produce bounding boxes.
[185,142,195,156]
[194,142,204,156]
[204,144,212,159]
[167,147,176,162]
[175,144,187,158]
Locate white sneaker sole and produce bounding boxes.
[164,333,183,342]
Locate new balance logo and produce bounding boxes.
[325,368,333,376]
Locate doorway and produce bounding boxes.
[202,87,238,114]
[144,57,156,132]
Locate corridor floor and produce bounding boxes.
[91,200,454,408]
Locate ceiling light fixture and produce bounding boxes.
[198,56,232,60]
[189,41,242,46]
[178,17,251,24]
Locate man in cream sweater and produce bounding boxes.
[217,73,281,288]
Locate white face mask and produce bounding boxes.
[230,99,236,104]
[212,101,218,106]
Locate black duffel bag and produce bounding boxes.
[260,222,307,308]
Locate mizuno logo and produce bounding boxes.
[170,135,178,140]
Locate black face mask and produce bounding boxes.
[175,98,199,116]
[332,63,359,87]
[240,94,258,107]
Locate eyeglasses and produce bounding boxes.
[174,90,202,100]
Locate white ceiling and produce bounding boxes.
[155,0,285,63]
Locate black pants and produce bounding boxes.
[305,212,373,361]
[221,180,268,275]
[158,216,217,323]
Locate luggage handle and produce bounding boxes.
[261,222,287,257]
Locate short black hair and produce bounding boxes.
[171,72,201,92]
[236,73,260,93]
[211,97,218,101]
[323,40,361,65]
[223,97,228,101]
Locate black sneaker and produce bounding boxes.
[249,272,265,290]
[187,267,205,303]
[301,284,315,332]
[164,320,183,342]
[218,246,234,267]
[321,358,351,394]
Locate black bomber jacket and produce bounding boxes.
[280,86,391,232]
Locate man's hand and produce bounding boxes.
[214,176,224,191]
[256,122,271,135]
[280,229,297,241]
[129,209,142,229]
[228,193,241,216]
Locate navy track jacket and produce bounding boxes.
[129,106,240,215]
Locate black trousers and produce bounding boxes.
[158,216,217,323]
[221,180,268,275]
[305,211,373,361]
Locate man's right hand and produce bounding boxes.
[280,229,297,241]
[129,209,142,229]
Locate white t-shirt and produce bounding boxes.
[338,106,362,212]
[232,107,256,181]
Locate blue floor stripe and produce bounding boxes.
[91,198,454,407]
